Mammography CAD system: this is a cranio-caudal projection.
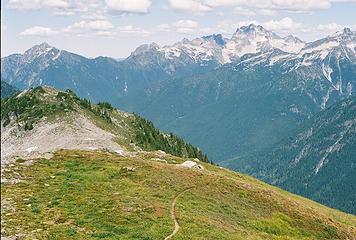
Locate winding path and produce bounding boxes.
[164,187,194,240]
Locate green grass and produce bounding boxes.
[1,150,355,239]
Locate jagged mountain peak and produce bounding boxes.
[24,42,55,55]
[233,24,279,40]
[130,42,159,56]
[323,27,355,42]
[32,42,52,49]
[21,42,60,63]
[343,27,352,35]
[284,35,305,44]
[126,23,309,65]
[202,34,225,46]
[299,27,355,58]
[236,23,264,33]
[338,27,356,42]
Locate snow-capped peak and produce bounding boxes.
[225,24,304,60]
[284,35,304,44]
[130,42,159,56]
[22,42,58,63]
[233,24,277,40]
[25,42,53,55]
[342,27,352,35]
[202,34,226,46]
[128,23,308,65]
[298,27,355,59]
[320,27,355,43]
[127,24,354,66]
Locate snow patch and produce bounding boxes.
[16,89,29,98]
[314,120,354,174]
[322,64,333,82]
[300,41,339,56]
[346,82,353,95]
[346,42,356,53]
[124,82,128,94]
[321,88,333,109]
[25,146,38,153]
[292,145,310,165]
[115,149,124,155]
[52,50,61,61]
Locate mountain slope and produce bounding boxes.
[1,87,356,239]
[1,81,18,98]
[1,43,126,103]
[228,97,356,214]
[134,27,355,161]
[0,86,208,165]
[2,150,356,239]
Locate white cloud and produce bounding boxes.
[20,19,151,38]
[51,10,76,16]
[8,0,105,17]
[63,20,114,34]
[174,20,199,33]
[257,9,277,16]
[206,0,244,7]
[81,13,108,20]
[44,0,70,8]
[105,0,151,14]
[20,26,58,36]
[317,22,344,31]
[234,7,256,16]
[157,20,201,34]
[169,0,212,13]
[314,22,356,36]
[234,7,277,17]
[95,31,115,37]
[264,17,303,31]
[8,0,71,10]
[8,0,43,10]
[168,0,341,13]
[248,0,331,11]
[173,20,199,29]
[156,24,171,32]
[86,20,114,31]
[117,25,150,36]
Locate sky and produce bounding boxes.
[1,0,356,58]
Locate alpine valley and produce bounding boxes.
[1,24,356,215]
[227,96,356,214]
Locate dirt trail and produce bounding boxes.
[164,187,194,240]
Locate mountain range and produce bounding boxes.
[2,24,354,163]
[1,24,355,214]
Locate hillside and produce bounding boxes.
[1,87,356,239]
[228,97,356,214]
[1,86,208,165]
[1,150,355,239]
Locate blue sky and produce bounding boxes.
[1,0,356,58]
